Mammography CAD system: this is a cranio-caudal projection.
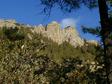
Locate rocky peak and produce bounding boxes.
[47,21,60,31]
[64,26,79,35]
[33,21,84,47]
[0,19,97,47]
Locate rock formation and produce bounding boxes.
[32,21,84,47]
[0,19,98,47]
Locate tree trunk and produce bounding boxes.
[98,0,110,84]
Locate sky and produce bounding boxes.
[0,0,100,40]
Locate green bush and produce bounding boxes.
[3,26,25,41]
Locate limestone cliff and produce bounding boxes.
[0,20,98,47]
[33,21,84,47]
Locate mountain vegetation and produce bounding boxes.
[39,0,112,83]
[0,24,107,83]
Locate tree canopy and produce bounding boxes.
[40,0,111,14]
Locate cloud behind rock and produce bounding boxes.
[60,18,78,28]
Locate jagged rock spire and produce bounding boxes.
[33,21,84,47]
[0,19,98,47]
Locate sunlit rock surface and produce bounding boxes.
[0,19,98,47]
[33,21,84,47]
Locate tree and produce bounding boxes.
[39,0,112,83]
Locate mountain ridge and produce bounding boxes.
[32,21,84,47]
[0,19,98,47]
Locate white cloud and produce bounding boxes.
[60,18,79,28]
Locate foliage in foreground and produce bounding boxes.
[0,26,106,84]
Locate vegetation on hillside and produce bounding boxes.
[39,0,112,83]
[0,26,106,83]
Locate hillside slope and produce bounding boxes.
[0,20,104,84]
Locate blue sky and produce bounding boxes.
[0,0,100,40]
